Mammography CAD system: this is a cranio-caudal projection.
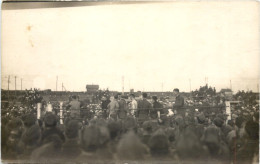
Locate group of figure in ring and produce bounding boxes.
[102,88,184,124]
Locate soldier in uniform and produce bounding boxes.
[107,95,119,120]
[137,93,152,125]
[68,95,81,119]
[129,94,138,117]
[150,96,162,119]
[173,88,185,117]
[117,94,128,120]
[101,96,110,119]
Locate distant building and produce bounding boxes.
[43,89,52,94]
[219,88,233,100]
[86,85,99,93]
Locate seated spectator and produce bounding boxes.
[78,125,112,161]
[236,120,259,164]
[116,130,149,161]
[31,134,63,162]
[176,129,209,162]
[42,113,65,143]
[22,113,37,129]
[148,129,172,160]
[165,127,177,149]
[60,120,82,160]
[19,124,42,158]
[201,126,230,163]
[4,118,24,159]
[122,116,137,133]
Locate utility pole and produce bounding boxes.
[56,76,58,91]
[8,75,10,102]
[15,76,17,97]
[122,76,124,95]
[62,83,66,92]
[21,78,22,90]
[62,83,63,92]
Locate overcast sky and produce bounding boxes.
[2,1,259,92]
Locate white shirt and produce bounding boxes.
[131,99,138,110]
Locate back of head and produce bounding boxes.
[72,95,77,100]
[23,114,37,128]
[213,117,224,128]
[221,124,233,137]
[117,130,148,160]
[107,120,121,140]
[216,113,227,121]
[245,120,259,140]
[65,120,79,139]
[142,93,148,98]
[203,126,220,143]
[142,120,153,133]
[176,129,208,160]
[22,124,41,146]
[173,88,179,93]
[235,116,245,128]
[152,96,158,101]
[7,118,23,130]
[81,125,110,152]
[44,113,57,128]
[148,129,169,156]
[130,94,135,98]
[123,116,137,131]
[197,113,206,124]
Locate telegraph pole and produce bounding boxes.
[230,80,232,91]
[56,76,58,91]
[15,76,17,97]
[21,78,23,90]
[122,76,124,95]
[8,75,10,102]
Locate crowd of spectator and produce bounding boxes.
[1,87,259,164]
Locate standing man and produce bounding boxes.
[150,96,162,119]
[69,95,81,119]
[151,96,169,126]
[101,96,110,119]
[107,95,119,120]
[173,88,185,117]
[117,94,128,120]
[137,93,152,124]
[129,94,138,117]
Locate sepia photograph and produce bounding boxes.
[1,1,259,163]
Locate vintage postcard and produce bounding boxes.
[1,1,259,163]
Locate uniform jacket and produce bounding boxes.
[137,99,152,118]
